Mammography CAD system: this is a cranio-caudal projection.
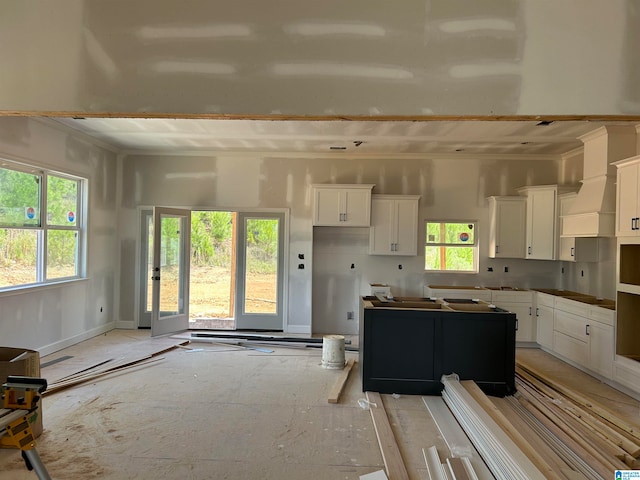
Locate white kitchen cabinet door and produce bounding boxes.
[616,160,640,237]
[588,321,614,378]
[488,196,525,258]
[497,302,533,341]
[559,237,599,262]
[369,195,419,255]
[312,184,374,226]
[525,187,557,260]
[558,192,599,262]
[535,302,554,349]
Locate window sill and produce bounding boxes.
[0,277,89,297]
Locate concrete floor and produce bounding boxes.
[1,331,639,479]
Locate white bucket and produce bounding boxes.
[321,335,345,369]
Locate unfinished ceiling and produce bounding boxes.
[49,117,639,157]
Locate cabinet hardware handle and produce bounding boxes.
[343,213,347,222]
[529,307,532,316]
[586,324,590,335]
[528,246,532,255]
[515,319,518,331]
[536,307,539,317]
[570,247,574,257]
[495,245,499,254]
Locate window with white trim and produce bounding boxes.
[0,159,86,289]
[425,221,478,272]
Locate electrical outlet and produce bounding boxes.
[347,311,354,320]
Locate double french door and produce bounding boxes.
[140,208,285,335]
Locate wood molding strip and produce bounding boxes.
[328,358,356,404]
[461,380,563,480]
[365,391,410,480]
[441,375,546,480]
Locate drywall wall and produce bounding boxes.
[118,152,565,335]
[0,0,638,116]
[0,118,119,353]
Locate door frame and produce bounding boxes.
[151,206,191,336]
[234,211,287,331]
[136,206,289,331]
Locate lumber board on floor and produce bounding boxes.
[441,376,546,480]
[328,358,355,404]
[516,366,640,458]
[515,391,616,479]
[491,396,577,478]
[461,380,563,480]
[43,340,189,396]
[517,359,640,442]
[365,391,410,480]
[422,396,494,480]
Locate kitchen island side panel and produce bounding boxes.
[359,298,516,396]
[361,308,441,395]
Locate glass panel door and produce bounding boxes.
[235,212,285,330]
[151,207,191,336]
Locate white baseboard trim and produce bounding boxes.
[38,322,115,357]
[286,324,311,335]
[115,320,136,329]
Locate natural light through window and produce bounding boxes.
[425,221,478,272]
[0,159,86,289]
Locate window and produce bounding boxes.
[425,221,478,272]
[0,160,85,289]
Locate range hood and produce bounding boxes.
[562,125,637,237]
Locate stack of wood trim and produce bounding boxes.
[515,360,640,478]
[43,341,189,395]
[423,445,478,480]
[441,374,546,480]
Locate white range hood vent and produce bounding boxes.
[562,125,637,238]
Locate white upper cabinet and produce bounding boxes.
[312,184,375,226]
[369,195,420,255]
[487,196,525,258]
[518,185,574,260]
[558,193,599,262]
[615,156,640,237]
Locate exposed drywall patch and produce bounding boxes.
[84,27,119,81]
[449,62,520,79]
[136,24,253,40]
[283,21,387,37]
[438,18,517,34]
[271,63,414,80]
[149,60,237,76]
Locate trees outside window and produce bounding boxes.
[0,160,85,289]
[425,221,478,272]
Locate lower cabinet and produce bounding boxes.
[553,310,589,366]
[588,320,614,378]
[359,301,516,396]
[490,290,534,342]
[536,292,615,380]
[535,293,555,349]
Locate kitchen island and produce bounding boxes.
[359,296,517,396]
